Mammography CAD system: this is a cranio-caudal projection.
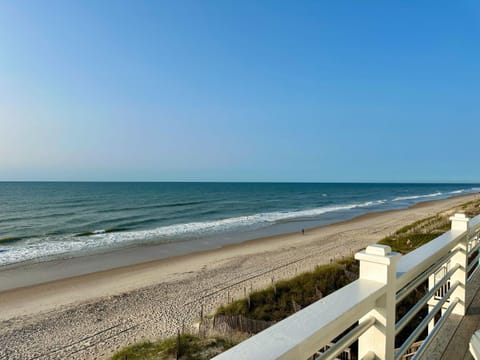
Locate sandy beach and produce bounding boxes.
[1,193,479,360]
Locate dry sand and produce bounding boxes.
[1,193,479,359]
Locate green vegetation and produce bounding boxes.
[378,214,451,253]
[110,334,237,360]
[379,198,480,254]
[217,258,358,321]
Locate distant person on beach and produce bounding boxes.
[302,229,305,235]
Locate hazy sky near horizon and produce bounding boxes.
[1,1,479,182]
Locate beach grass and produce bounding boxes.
[216,257,358,321]
[378,214,450,253]
[378,197,480,253]
[110,334,236,360]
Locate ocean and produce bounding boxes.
[0,182,478,267]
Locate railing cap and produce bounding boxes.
[355,244,400,265]
[450,213,469,222]
[366,244,392,256]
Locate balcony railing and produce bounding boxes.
[213,213,480,360]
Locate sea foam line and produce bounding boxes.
[0,199,383,266]
[392,188,471,202]
[1,188,476,266]
[97,199,387,240]
[392,192,443,201]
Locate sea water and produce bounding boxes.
[0,182,478,266]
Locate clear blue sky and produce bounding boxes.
[1,1,479,182]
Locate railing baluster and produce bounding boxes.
[318,317,375,360]
[396,264,460,335]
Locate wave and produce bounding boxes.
[95,201,208,214]
[393,192,444,202]
[0,199,387,265]
[75,228,128,237]
[75,199,388,244]
[391,188,475,202]
[0,211,78,224]
[142,199,388,236]
[0,236,117,266]
[1,187,477,266]
[0,236,23,245]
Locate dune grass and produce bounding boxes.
[216,257,358,321]
[110,334,236,360]
[378,214,451,254]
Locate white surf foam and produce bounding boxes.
[0,199,386,266]
[393,192,443,201]
[1,188,475,266]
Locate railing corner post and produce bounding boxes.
[450,213,470,232]
[355,244,401,360]
[449,213,470,316]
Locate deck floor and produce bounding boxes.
[421,268,480,360]
[440,277,480,360]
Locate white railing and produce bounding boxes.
[213,213,480,360]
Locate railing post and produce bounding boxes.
[427,213,470,332]
[449,213,469,316]
[355,244,400,360]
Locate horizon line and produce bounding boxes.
[1,180,479,185]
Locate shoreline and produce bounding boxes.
[0,192,477,293]
[2,189,477,271]
[1,192,479,359]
